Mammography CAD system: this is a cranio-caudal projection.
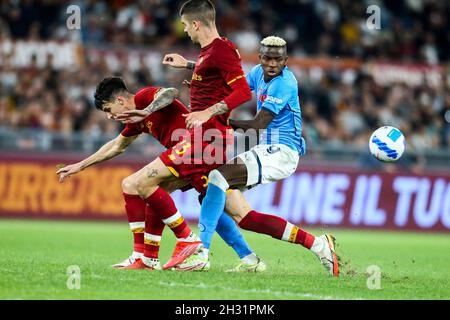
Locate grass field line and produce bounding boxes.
[158,280,361,300]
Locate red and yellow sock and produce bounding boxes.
[123,193,145,253]
[238,210,315,249]
[144,187,191,239]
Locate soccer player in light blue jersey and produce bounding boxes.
[177,36,340,276]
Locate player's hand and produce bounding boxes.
[116,109,150,124]
[56,163,82,183]
[162,53,188,68]
[183,110,211,131]
[182,79,191,88]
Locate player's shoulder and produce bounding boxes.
[214,37,237,50]
[135,86,160,97]
[212,37,240,57]
[134,86,161,109]
[272,67,297,90]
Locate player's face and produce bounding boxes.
[259,47,287,82]
[181,15,199,43]
[102,96,132,120]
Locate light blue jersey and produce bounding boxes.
[246,65,305,155]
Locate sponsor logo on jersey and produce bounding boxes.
[192,72,203,81]
[146,121,153,134]
[258,94,283,104]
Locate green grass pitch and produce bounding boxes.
[0,219,449,300]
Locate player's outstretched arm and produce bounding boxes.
[162,53,196,70]
[56,134,138,182]
[116,87,179,124]
[228,109,274,131]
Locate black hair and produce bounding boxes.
[93,77,129,110]
[180,0,215,27]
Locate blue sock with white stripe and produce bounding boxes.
[199,170,229,250]
[216,212,252,259]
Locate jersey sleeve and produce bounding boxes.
[120,123,142,137]
[134,87,160,110]
[261,79,292,115]
[214,44,246,87]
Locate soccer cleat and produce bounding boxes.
[111,254,142,269]
[225,257,267,273]
[314,234,339,277]
[124,259,161,270]
[175,246,210,271]
[162,241,203,270]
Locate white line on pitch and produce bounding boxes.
[158,280,360,300]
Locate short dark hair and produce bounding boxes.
[94,77,129,110]
[180,0,215,27]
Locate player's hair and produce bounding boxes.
[260,36,288,56]
[261,36,286,47]
[94,77,129,110]
[180,0,216,27]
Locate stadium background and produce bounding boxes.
[0,0,449,301]
[0,0,450,302]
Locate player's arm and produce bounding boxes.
[116,87,179,124]
[163,53,196,70]
[228,108,274,131]
[56,134,138,182]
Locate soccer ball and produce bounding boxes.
[369,126,406,162]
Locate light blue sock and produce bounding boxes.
[216,212,253,259]
[199,183,227,249]
[199,170,231,249]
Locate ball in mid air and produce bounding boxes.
[369,126,406,162]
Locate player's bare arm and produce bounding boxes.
[116,88,179,124]
[56,134,138,182]
[228,109,274,130]
[183,100,229,130]
[162,53,196,70]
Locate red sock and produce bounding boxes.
[123,193,145,253]
[144,187,190,239]
[144,205,165,259]
[238,210,315,249]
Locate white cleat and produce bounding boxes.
[174,245,210,271]
[225,257,267,273]
[111,252,142,269]
[314,234,339,277]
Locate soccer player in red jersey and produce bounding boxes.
[56,77,263,271]
[115,0,253,269]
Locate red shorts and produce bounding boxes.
[159,125,233,194]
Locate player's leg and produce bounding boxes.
[113,171,179,269]
[111,172,147,268]
[217,212,266,273]
[195,162,247,261]
[132,158,195,239]
[126,158,201,268]
[175,162,248,270]
[225,189,339,276]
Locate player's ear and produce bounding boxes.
[193,20,200,31]
[116,96,124,105]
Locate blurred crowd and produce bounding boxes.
[0,0,449,156]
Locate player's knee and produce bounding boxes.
[208,169,229,191]
[135,175,158,199]
[122,176,138,194]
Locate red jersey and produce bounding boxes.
[190,37,246,131]
[121,87,188,149]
